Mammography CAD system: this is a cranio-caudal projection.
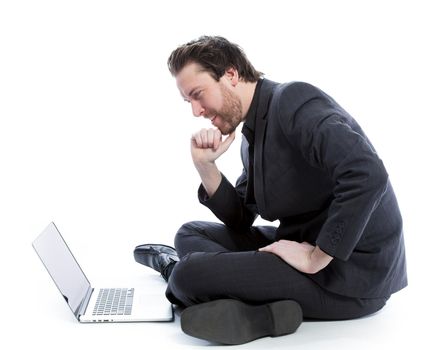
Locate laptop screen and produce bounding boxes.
[33,222,91,318]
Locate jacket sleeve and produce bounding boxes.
[197,170,258,231]
[278,83,389,261]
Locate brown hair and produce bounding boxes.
[167,36,263,82]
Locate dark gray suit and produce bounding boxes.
[166,79,407,319]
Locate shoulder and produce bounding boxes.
[268,81,347,136]
[269,81,342,121]
[273,81,325,112]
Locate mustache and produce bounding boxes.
[203,110,219,119]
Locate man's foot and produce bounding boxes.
[181,299,302,345]
[133,244,179,281]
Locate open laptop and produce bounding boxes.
[32,222,174,323]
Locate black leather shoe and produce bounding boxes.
[181,299,302,345]
[133,244,179,281]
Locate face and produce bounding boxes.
[176,62,243,135]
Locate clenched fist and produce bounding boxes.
[191,128,236,165]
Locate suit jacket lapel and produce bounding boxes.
[253,79,279,218]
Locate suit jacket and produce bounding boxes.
[198,79,407,299]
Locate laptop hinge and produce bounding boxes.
[77,287,94,320]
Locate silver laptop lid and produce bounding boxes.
[33,222,92,319]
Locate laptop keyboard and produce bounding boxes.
[92,288,134,316]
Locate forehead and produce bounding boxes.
[176,62,217,98]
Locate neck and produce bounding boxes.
[240,81,258,121]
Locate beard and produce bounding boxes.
[206,83,243,135]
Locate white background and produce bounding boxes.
[1,0,425,349]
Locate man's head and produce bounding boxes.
[168,36,262,83]
[168,36,262,135]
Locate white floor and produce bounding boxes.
[7,252,421,350]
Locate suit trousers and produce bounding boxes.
[165,221,389,320]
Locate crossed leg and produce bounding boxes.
[166,221,388,320]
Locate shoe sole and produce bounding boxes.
[181,299,302,345]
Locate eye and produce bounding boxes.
[193,90,203,100]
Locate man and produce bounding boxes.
[134,36,407,345]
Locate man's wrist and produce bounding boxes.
[307,246,333,274]
[193,159,216,172]
[194,161,222,198]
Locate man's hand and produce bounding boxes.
[191,128,235,165]
[190,128,235,198]
[259,240,333,274]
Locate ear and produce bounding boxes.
[224,67,239,86]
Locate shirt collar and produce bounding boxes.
[242,78,263,142]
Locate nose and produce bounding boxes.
[191,100,205,117]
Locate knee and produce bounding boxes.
[167,254,204,306]
[174,221,205,255]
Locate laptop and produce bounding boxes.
[32,222,174,323]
